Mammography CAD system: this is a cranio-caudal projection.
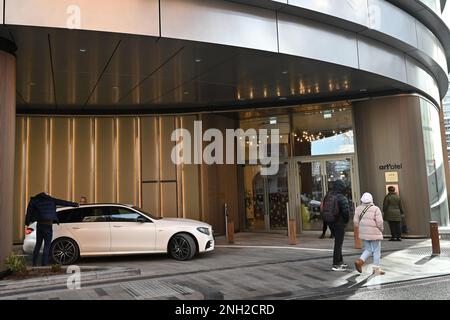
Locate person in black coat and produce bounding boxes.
[25,192,79,266]
[328,180,350,271]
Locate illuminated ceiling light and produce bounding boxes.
[282,71,288,75]
[183,91,190,95]
[195,58,202,63]
[79,48,87,53]
[29,82,36,87]
[360,88,368,92]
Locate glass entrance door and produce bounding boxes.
[296,156,357,232]
[244,164,289,232]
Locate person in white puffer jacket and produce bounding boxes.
[354,193,385,276]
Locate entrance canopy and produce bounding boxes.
[4,25,422,115]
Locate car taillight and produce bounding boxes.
[25,227,34,235]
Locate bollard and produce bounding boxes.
[227,221,235,244]
[288,219,297,245]
[430,221,441,256]
[354,226,362,249]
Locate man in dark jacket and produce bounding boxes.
[329,180,350,271]
[25,192,79,266]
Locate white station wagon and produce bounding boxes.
[23,204,215,264]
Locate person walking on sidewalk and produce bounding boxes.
[25,192,79,266]
[354,193,385,276]
[321,180,350,271]
[383,186,404,241]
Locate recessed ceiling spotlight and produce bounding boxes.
[29,82,36,86]
[282,71,288,75]
[195,58,202,63]
[79,48,87,53]
[112,86,119,89]
[184,91,190,95]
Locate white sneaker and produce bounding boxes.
[332,265,347,272]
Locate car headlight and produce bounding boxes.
[197,227,210,235]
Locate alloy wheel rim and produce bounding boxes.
[171,237,190,260]
[53,240,76,264]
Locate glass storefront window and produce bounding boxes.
[239,115,290,161]
[420,99,450,227]
[292,105,354,157]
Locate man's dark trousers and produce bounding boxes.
[33,223,53,266]
[330,224,345,265]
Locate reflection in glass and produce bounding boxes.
[300,161,324,231]
[293,106,354,157]
[268,165,288,230]
[420,99,450,227]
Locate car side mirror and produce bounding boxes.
[137,216,147,223]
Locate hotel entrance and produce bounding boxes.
[290,155,359,232]
[243,163,289,232]
[240,102,360,233]
[242,155,359,233]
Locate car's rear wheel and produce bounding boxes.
[51,238,80,265]
[169,234,196,261]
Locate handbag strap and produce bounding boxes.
[359,205,373,222]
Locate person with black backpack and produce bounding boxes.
[321,180,350,271]
[25,192,79,266]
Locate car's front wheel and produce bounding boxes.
[169,234,196,261]
[50,238,80,265]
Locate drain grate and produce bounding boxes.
[121,280,194,299]
[404,247,450,257]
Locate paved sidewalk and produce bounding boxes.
[2,233,449,300]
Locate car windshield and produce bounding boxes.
[132,206,161,220]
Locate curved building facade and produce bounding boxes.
[1,0,450,270]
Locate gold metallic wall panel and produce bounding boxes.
[73,118,94,203]
[117,118,137,205]
[13,114,238,241]
[141,117,159,181]
[161,182,178,218]
[200,163,219,230]
[0,51,16,270]
[49,118,70,201]
[199,114,239,233]
[142,183,160,217]
[27,117,49,198]
[159,117,176,181]
[180,116,201,220]
[95,118,115,203]
[13,117,26,243]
